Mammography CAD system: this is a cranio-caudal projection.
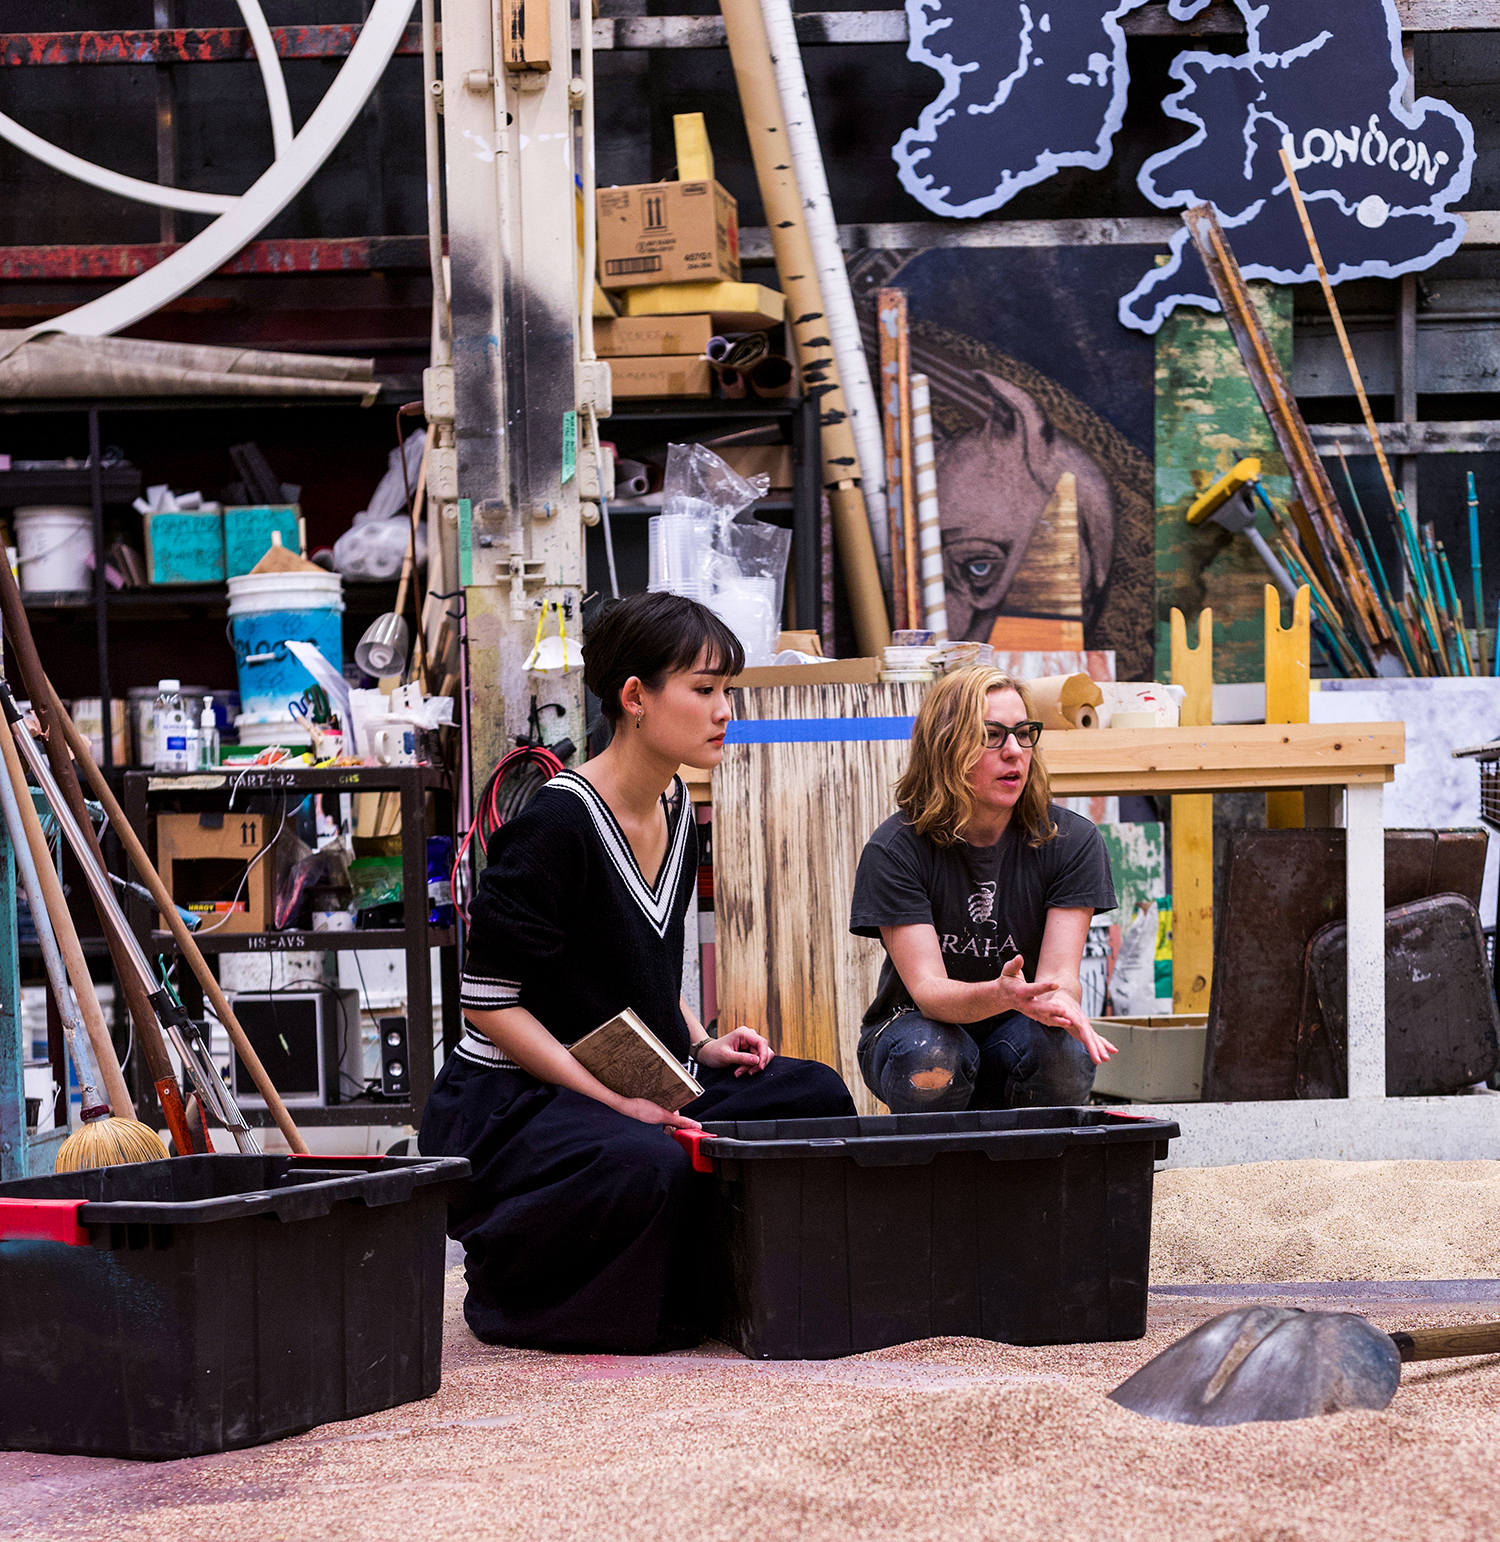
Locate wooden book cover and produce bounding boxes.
[569,1009,702,1111]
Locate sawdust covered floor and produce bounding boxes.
[5,1161,1500,1542]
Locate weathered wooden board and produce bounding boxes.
[1154,286,1293,684]
[713,682,928,1114]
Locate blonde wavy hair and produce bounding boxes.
[895,666,1057,848]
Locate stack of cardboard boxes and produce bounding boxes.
[593,115,784,400]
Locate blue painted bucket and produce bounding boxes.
[227,572,345,720]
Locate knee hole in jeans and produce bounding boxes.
[909,1068,954,1090]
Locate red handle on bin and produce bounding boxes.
[671,1128,714,1174]
[0,1199,89,1247]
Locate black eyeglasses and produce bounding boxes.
[983,720,1043,750]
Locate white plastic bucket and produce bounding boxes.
[226,571,344,618]
[226,571,344,718]
[14,506,92,593]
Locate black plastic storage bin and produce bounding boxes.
[0,1153,469,1459]
[681,1108,1178,1360]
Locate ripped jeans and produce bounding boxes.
[858,1007,1095,1113]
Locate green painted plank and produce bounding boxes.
[1154,286,1294,685]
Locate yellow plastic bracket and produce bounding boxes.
[1265,583,1311,829]
[1169,607,1214,1013]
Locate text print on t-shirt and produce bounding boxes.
[945,881,1019,962]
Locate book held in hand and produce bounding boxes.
[569,1008,703,1111]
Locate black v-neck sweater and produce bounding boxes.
[458,771,697,1068]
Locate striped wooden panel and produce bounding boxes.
[713,682,929,1114]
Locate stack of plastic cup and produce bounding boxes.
[648,514,714,602]
[710,575,778,666]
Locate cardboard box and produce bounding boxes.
[732,658,882,687]
[594,315,714,358]
[1091,1015,1207,1103]
[224,505,302,578]
[597,180,739,289]
[718,444,794,491]
[608,354,713,400]
[622,280,782,332]
[157,810,276,936]
[143,511,226,586]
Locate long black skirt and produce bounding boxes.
[418,1051,855,1353]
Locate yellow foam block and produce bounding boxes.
[621,281,784,332]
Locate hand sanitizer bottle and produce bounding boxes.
[197,696,220,769]
[152,680,195,772]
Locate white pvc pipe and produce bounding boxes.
[0,111,236,214]
[579,0,597,366]
[48,0,417,337]
[758,0,890,576]
[238,0,296,159]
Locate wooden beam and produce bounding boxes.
[740,214,1500,257]
[1044,723,1403,795]
[0,236,435,281]
[1308,421,1500,455]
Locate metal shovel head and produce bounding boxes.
[1108,1306,1402,1426]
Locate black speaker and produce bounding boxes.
[378,1015,410,1098]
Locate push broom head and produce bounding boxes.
[55,1110,169,1174]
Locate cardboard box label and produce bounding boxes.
[608,355,713,399]
[594,315,715,358]
[597,180,739,289]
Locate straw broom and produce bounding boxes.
[0,713,166,1170]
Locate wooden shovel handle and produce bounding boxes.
[1391,1322,1500,1362]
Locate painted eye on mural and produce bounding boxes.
[944,542,1011,605]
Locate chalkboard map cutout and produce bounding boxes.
[893,0,1140,219]
[1118,0,1475,332]
[892,0,1475,336]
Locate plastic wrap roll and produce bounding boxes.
[1027,673,1104,730]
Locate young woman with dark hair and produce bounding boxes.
[421,591,854,1354]
[849,666,1119,1114]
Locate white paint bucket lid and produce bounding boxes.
[227,570,344,616]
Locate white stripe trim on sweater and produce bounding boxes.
[544,771,691,939]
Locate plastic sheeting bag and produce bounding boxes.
[656,443,790,666]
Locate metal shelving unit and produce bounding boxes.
[594,394,823,629]
[124,763,460,1131]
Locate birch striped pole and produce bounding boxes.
[910,372,948,642]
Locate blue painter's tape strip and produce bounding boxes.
[724,717,916,744]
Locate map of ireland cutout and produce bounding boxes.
[893,0,1475,335]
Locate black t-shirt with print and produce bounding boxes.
[849,806,1117,1031]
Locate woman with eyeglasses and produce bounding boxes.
[849,665,1119,1113]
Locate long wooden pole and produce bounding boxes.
[0,554,199,1151]
[0,716,135,1119]
[877,288,908,630]
[42,696,309,1153]
[718,0,890,657]
[1278,151,1401,517]
[894,300,921,629]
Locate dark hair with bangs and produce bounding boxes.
[583,591,744,722]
